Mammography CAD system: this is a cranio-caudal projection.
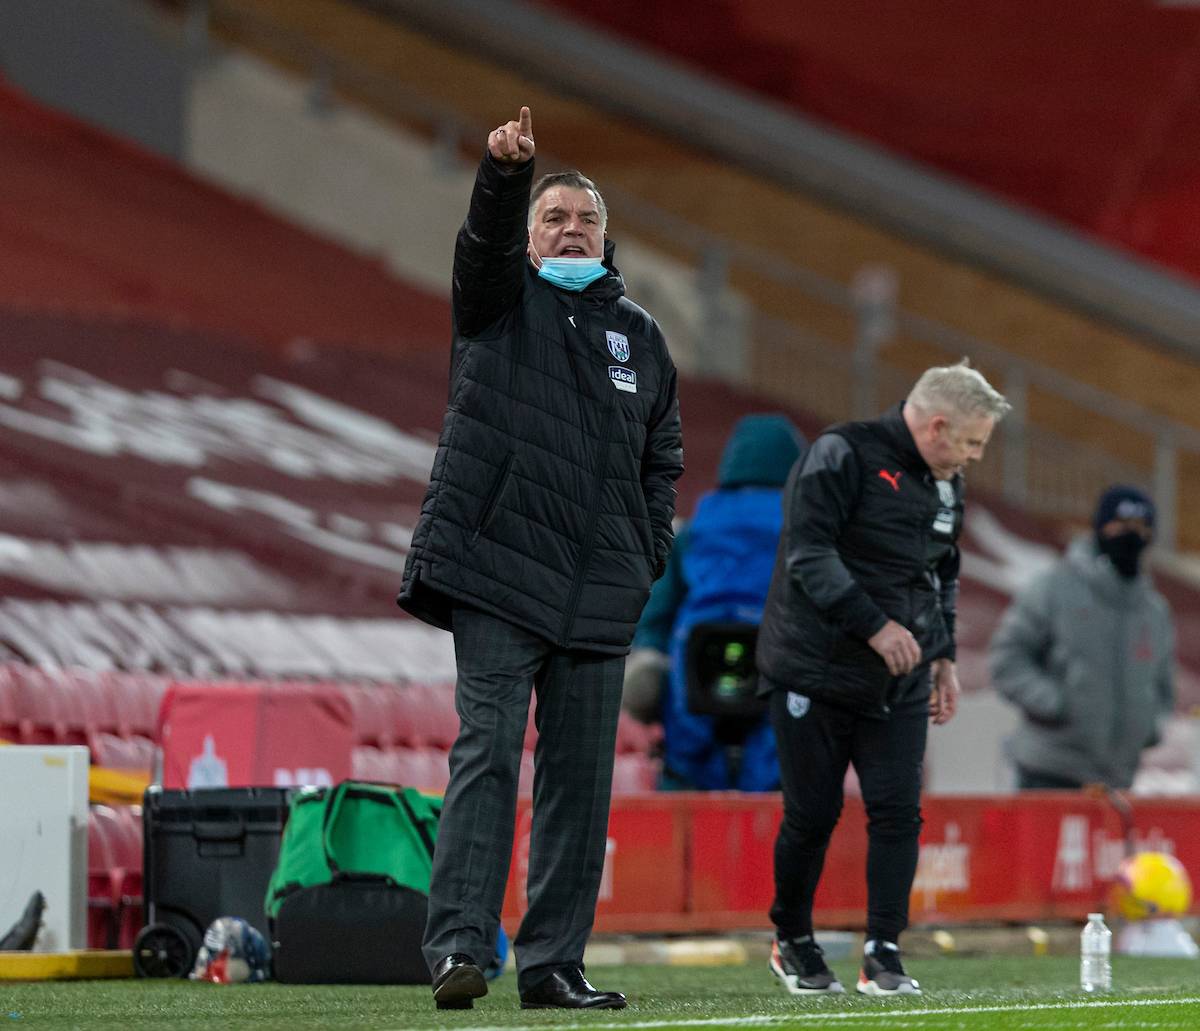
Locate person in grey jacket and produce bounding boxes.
[988,486,1174,790]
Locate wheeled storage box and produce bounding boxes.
[133,786,290,978]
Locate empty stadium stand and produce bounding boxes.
[0,77,446,355]
[529,0,1200,290]
[136,0,1200,553]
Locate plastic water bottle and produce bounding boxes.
[1080,912,1112,992]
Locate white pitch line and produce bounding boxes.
[405,994,1200,1031]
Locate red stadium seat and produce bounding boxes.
[133,675,169,738]
[45,670,89,744]
[63,669,118,735]
[0,667,19,741]
[87,804,143,949]
[98,674,137,738]
[352,745,451,793]
[108,805,143,874]
[351,745,398,783]
[408,683,458,750]
[421,748,451,793]
[87,810,115,949]
[124,735,156,772]
[109,804,143,949]
[89,731,155,772]
[342,684,393,749]
[11,666,67,745]
[50,670,163,749]
[386,685,423,748]
[387,746,428,788]
[96,672,164,740]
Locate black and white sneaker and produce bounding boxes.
[857,939,920,996]
[770,935,845,995]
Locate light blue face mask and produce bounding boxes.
[537,255,606,291]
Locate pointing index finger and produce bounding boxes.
[518,106,533,141]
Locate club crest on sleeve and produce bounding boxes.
[609,366,637,393]
[606,331,630,362]
[786,692,810,719]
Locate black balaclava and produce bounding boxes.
[1093,485,1155,580]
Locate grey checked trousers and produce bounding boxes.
[422,606,625,992]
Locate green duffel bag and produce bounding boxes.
[265,781,440,984]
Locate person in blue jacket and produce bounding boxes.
[626,414,807,790]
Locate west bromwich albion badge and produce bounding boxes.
[609,366,637,393]
[933,479,956,534]
[606,331,630,363]
[787,692,810,719]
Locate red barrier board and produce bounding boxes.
[502,797,689,934]
[501,792,1196,934]
[159,684,353,790]
[911,794,1124,925]
[690,795,782,923]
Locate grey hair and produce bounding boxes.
[907,359,1010,422]
[528,171,608,231]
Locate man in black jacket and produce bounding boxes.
[756,361,1007,997]
[399,107,683,1010]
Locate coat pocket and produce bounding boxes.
[470,451,516,545]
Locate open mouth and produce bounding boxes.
[559,246,586,256]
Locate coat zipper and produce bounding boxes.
[557,297,615,645]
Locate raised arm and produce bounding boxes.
[452,107,537,339]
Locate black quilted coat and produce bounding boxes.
[398,152,684,654]
[756,404,963,717]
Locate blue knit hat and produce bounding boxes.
[716,414,805,489]
[1093,485,1155,534]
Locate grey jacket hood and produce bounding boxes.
[988,537,1174,789]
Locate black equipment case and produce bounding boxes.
[133,786,290,978]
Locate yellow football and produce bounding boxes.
[1110,851,1193,920]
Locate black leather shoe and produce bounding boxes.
[520,966,627,1009]
[432,953,487,1010]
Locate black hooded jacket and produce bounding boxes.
[756,404,962,717]
[398,152,684,653]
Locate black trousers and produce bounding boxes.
[422,607,625,993]
[769,689,926,944]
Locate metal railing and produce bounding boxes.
[178,0,1200,547]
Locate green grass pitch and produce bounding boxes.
[3,955,1200,1030]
